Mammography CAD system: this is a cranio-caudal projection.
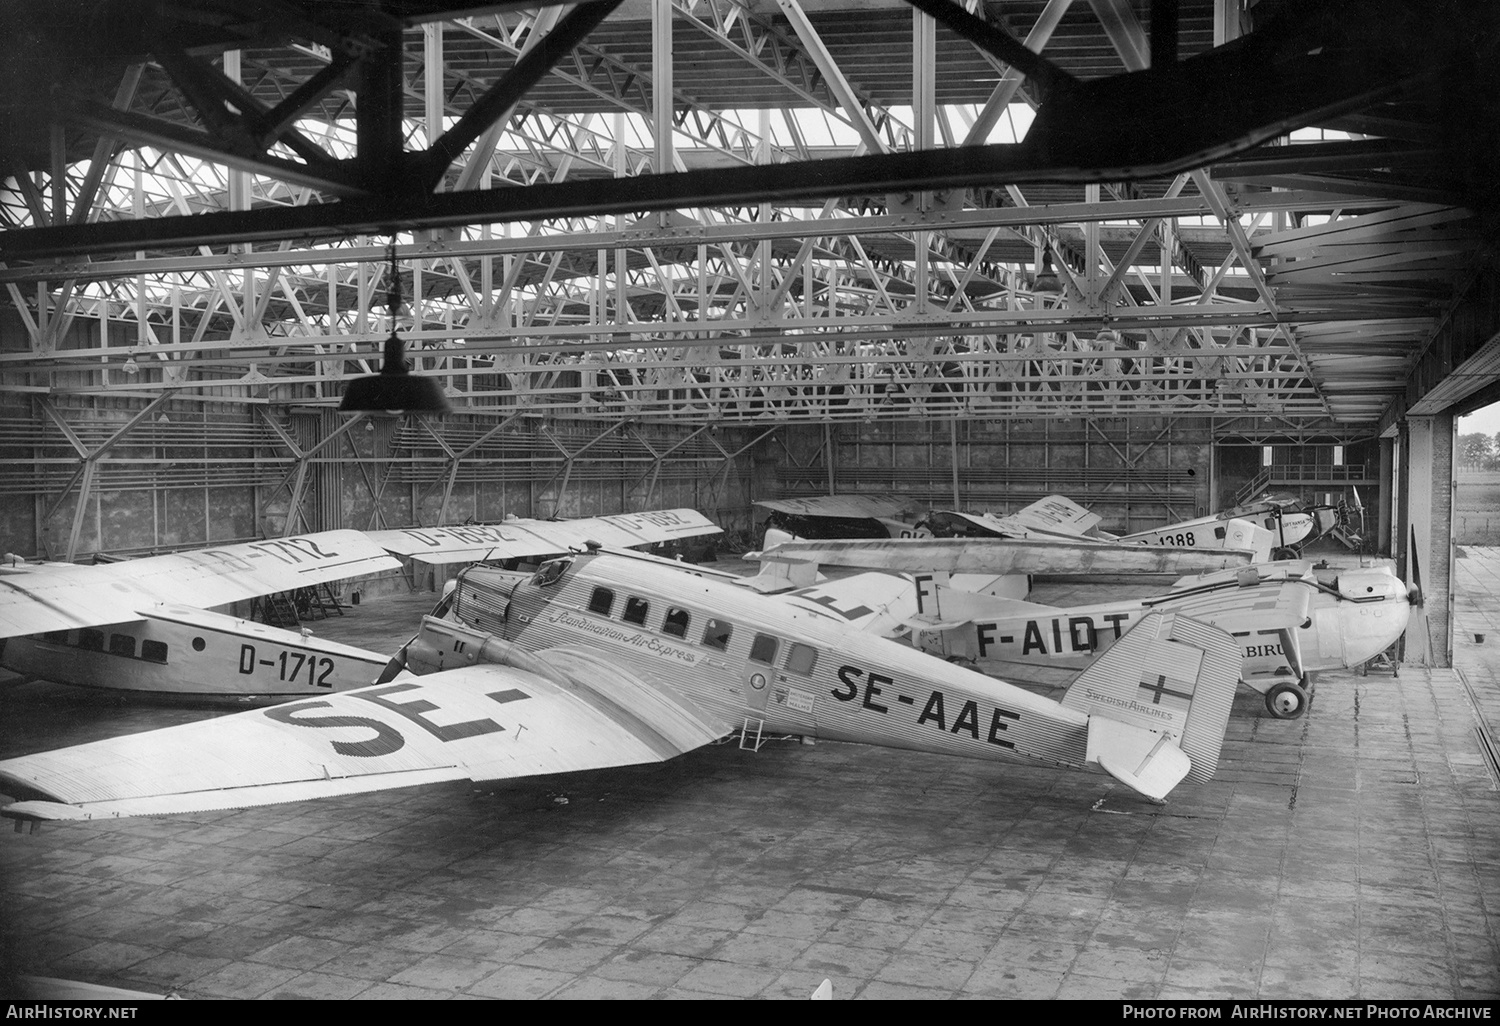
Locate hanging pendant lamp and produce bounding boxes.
[338,239,452,415]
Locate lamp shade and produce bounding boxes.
[338,331,451,415]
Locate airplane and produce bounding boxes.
[759,494,1282,563]
[897,557,1415,719]
[0,532,401,700]
[0,510,723,700]
[0,544,1244,829]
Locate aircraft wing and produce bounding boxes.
[1001,495,1104,536]
[0,646,730,823]
[781,572,923,636]
[753,537,1255,575]
[0,531,400,641]
[368,509,721,565]
[753,495,916,520]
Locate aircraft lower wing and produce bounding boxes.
[0,646,731,823]
[0,531,401,641]
[368,509,721,565]
[752,537,1256,575]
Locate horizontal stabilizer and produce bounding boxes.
[1087,717,1192,802]
[758,537,1254,575]
[738,555,821,593]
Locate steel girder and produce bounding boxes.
[0,0,1490,428]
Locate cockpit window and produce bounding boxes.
[623,596,650,625]
[663,607,690,638]
[531,558,570,587]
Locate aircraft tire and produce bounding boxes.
[1265,680,1308,719]
[1273,547,1300,561]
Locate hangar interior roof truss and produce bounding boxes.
[1,0,1495,436]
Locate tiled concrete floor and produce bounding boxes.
[1,555,1497,1000]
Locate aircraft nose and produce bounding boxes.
[1407,584,1424,608]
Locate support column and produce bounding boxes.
[1377,436,1394,556]
[1402,414,1454,667]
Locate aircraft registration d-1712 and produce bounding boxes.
[900,558,1414,719]
[0,545,1243,828]
[0,532,401,700]
[0,510,723,700]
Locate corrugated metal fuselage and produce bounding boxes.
[451,553,1093,773]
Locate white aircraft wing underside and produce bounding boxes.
[0,650,731,822]
[368,509,721,565]
[753,496,915,520]
[756,538,1256,576]
[0,531,401,641]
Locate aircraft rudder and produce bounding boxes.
[1061,610,1240,785]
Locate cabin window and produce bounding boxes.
[141,640,168,663]
[663,607,690,639]
[701,618,733,651]
[41,630,69,645]
[108,634,136,658]
[190,636,206,652]
[623,596,650,625]
[588,587,615,615]
[749,633,779,665]
[785,642,818,675]
[78,629,104,651]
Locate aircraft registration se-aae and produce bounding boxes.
[0,509,721,699]
[0,539,1247,828]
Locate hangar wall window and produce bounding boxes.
[749,633,779,665]
[663,607,690,638]
[588,587,615,615]
[623,596,650,625]
[109,634,136,658]
[141,640,168,663]
[702,618,733,651]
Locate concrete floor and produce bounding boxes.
[1,552,1498,1000]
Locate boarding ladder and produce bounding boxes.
[739,717,767,752]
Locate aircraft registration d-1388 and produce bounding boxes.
[0,510,723,700]
[0,546,1242,828]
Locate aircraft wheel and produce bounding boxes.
[1273,547,1300,561]
[1265,680,1308,719]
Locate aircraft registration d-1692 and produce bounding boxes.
[0,510,723,700]
[0,545,1243,828]
[900,558,1415,719]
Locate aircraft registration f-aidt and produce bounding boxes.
[0,545,1242,828]
[901,558,1415,719]
[0,510,724,700]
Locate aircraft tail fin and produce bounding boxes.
[1061,611,1240,790]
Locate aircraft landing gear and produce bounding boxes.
[1272,546,1301,561]
[1264,679,1309,719]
